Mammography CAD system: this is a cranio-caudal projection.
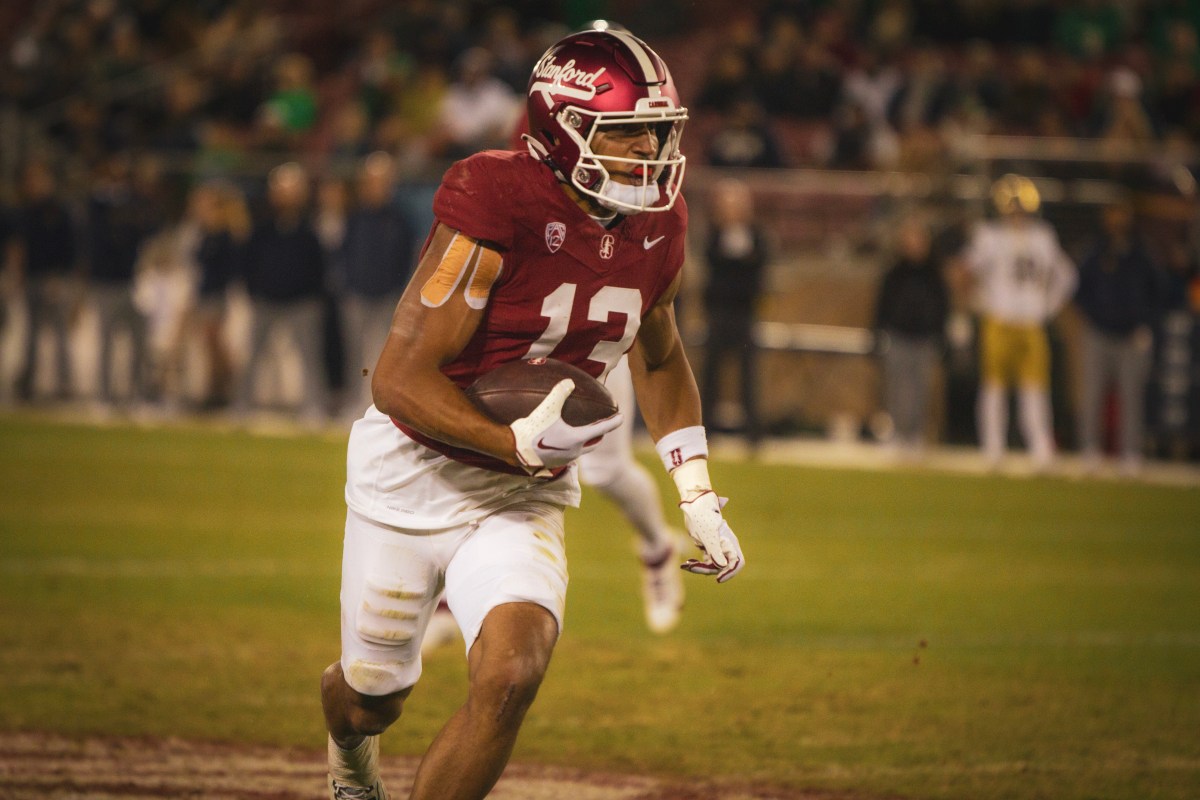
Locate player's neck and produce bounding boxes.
[561,181,620,228]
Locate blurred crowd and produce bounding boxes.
[4,1,1199,177]
[1,149,417,423]
[693,0,1200,170]
[0,0,575,178]
[1,0,1199,466]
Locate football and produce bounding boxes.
[466,358,618,427]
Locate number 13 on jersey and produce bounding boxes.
[526,282,642,382]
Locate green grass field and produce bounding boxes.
[1,415,1198,799]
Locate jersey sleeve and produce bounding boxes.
[433,154,516,250]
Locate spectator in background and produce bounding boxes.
[1074,199,1163,475]
[1055,0,1126,60]
[1094,67,1156,143]
[1147,237,1200,460]
[481,6,532,91]
[435,47,520,159]
[236,162,328,423]
[314,177,350,256]
[954,40,1005,121]
[829,100,875,169]
[753,40,804,118]
[189,180,250,410]
[888,46,957,136]
[9,161,80,403]
[1153,58,1200,139]
[963,174,1077,472]
[336,152,414,419]
[791,41,843,120]
[355,31,411,125]
[314,176,350,408]
[87,153,162,408]
[706,99,786,169]
[383,63,448,160]
[257,53,318,150]
[207,53,267,129]
[93,14,146,83]
[330,102,373,160]
[840,48,903,167]
[701,178,769,449]
[889,47,958,170]
[873,214,949,456]
[47,97,107,165]
[695,47,755,114]
[132,222,196,408]
[998,49,1056,135]
[151,70,208,152]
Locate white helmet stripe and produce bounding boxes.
[607,29,663,97]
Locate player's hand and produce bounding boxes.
[679,492,745,583]
[510,379,623,477]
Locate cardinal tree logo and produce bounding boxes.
[599,234,615,260]
[595,231,614,260]
[545,222,566,253]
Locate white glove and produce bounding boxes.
[678,490,745,583]
[511,379,623,477]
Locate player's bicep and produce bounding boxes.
[416,226,504,311]
[380,224,501,372]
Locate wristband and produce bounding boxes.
[670,457,713,503]
[655,425,708,472]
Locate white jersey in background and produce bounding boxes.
[964,219,1077,324]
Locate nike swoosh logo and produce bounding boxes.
[537,437,570,451]
[643,235,666,250]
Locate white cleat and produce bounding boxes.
[642,533,685,634]
[420,599,460,656]
[329,778,388,800]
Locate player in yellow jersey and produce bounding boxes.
[962,175,1077,471]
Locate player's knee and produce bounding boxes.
[472,654,548,726]
[345,695,404,737]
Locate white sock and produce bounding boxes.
[594,463,673,561]
[328,733,380,788]
[1018,386,1055,467]
[978,383,1007,465]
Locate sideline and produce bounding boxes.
[4,405,1200,488]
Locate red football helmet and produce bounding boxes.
[524,29,687,214]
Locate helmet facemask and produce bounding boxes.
[553,101,687,215]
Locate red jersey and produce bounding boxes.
[395,149,687,473]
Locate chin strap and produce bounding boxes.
[596,180,659,215]
[522,133,550,161]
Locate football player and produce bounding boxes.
[962,174,1077,471]
[420,21,686,650]
[321,29,744,800]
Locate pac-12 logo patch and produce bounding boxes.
[599,233,615,260]
[545,222,566,253]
